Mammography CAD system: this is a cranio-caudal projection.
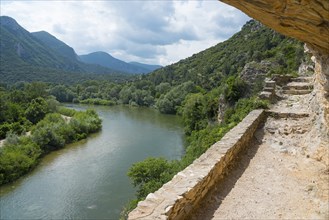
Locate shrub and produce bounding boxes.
[0,137,41,185]
[223,76,248,103]
[25,97,49,124]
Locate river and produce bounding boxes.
[0,105,185,220]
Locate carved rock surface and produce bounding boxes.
[219,0,329,54]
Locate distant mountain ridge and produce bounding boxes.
[0,16,121,76]
[0,15,161,83]
[0,16,82,72]
[129,62,162,72]
[79,52,161,74]
[32,31,79,61]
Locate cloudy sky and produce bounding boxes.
[0,0,249,66]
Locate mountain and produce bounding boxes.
[32,31,79,61]
[0,16,82,72]
[0,16,133,84]
[129,62,162,72]
[79,52,161,74]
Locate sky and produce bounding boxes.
[0,0,249,66]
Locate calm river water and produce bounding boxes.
[0,105,185,220]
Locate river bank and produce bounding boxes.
[0,105,185,220]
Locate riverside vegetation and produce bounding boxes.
[0,19,310,217]
[0,82,102,185]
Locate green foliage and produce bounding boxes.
[180,93,208,134]
[156,81,197,114]
[25,97,49,124]
[223,97,269,125]
[127,157,178,200]
[0,122,26,139]
[0,85,102,185]
[70,109,102,136]
[57,106,76,117]
[0,137,41,185]
[223,76,248,103]
[49,85,76,102]
[180,88,221,134]
[31,113,67,151]
[79,98,116,106]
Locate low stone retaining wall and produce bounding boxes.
[128,109,266,220]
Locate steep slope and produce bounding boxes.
[79,51,160,74]
[32,31,79,61]
[147,20,305,90]
[0,16,82,72]
[0,16,129,83]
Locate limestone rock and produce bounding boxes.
[219,0,329,55]
[240,61,274,86]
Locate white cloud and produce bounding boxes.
[0,0,249,66]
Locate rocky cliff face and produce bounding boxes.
[219,0,329,162]
[219,0,329,54]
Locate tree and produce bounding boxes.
[49,85,75,102]
[128,157,175,199]
[155,82,171,96]
[181,93,207,134]
[224,76,248,103]
[25,97,49,124]
[24,82,48,100]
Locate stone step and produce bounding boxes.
[282,89,312,95]
[266,110,309,118]
[283,82,313,90]
[265,80,276,87]
[263,87,275,92]
[259,91,273,100]
[290,77,313,83]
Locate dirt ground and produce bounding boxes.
[192,92,329,219]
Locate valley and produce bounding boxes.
[1,2,327,218]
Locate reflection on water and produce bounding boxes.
[0,105,185,220]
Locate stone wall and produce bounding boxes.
[128,109,266,220]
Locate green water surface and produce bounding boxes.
[0,105,185,219]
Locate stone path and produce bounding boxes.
[192,77,329,219]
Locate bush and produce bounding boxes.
[79,98,115,106]
[31,114,67,151]
[70,109,102,136]
[57,106,76,117]
[0,137,41,185]
[127,157,177,200]
[224,76,248,103]
[156,81,197,114]
[25,97,49,124]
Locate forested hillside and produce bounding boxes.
[32,31,79,61]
